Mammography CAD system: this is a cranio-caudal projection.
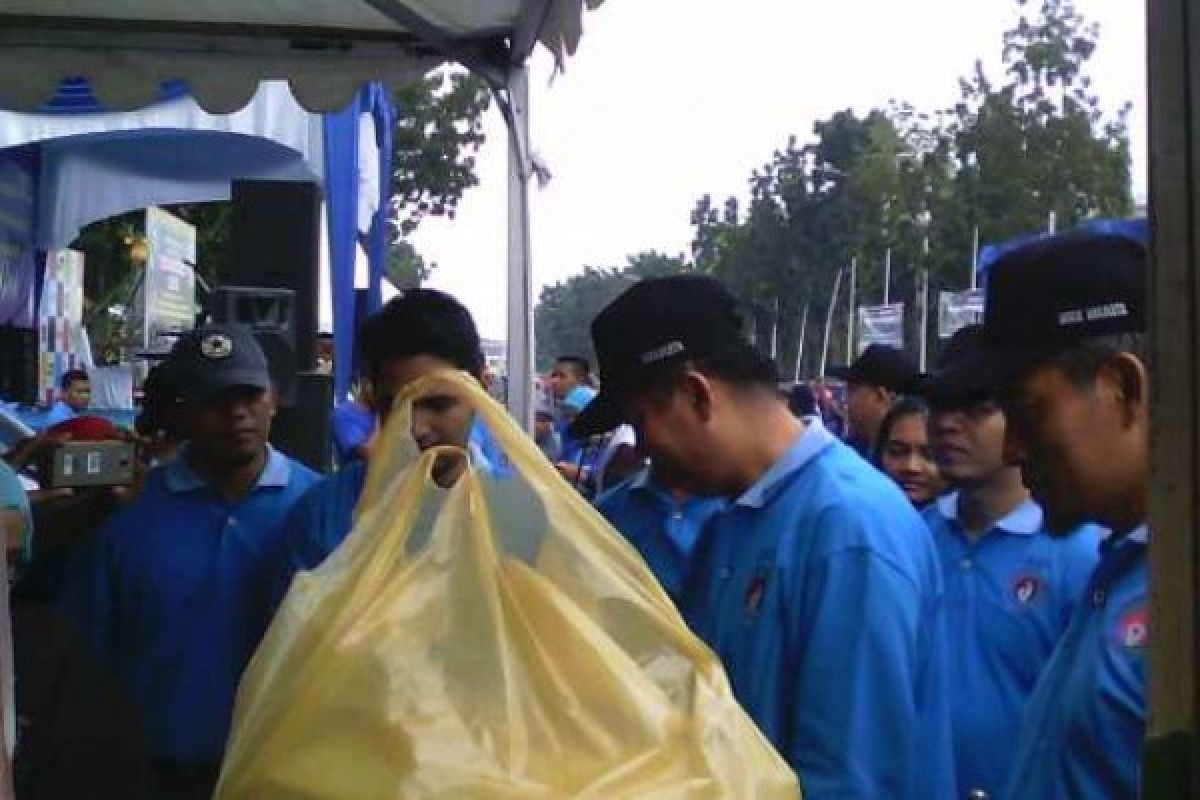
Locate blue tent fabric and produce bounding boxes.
[323,82,395,401]
[977,218,1149,282]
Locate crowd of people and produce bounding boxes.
[0,225,1149,799]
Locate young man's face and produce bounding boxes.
[548,362,583,400]
[375,354,475,486]
[64,378,91,412]
[184,385,275,467]
[999,359,1142,534]
[930,400,1009,488]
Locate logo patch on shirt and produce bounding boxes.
[1012,574,1041,605]
[1114,605,1148,650]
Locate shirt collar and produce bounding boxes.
[936,491,1044,535]
[1124,524,1148,544]
[165,445,291,493]
[735,419,836,509]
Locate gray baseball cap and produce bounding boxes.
[168,324,271,400]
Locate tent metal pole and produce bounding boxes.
[499,65,534,431]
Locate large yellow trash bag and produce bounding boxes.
[216,371,799,799]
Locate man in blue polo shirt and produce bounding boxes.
[270,289,502,601]
[42,368,90,428]
[60,324,320,800]
[918,323,1102,799]
[595,462,725,604]
[573,275,954,799]
[954,231,1149,799]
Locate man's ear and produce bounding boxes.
[680,369,717,422]
[1099,352,1148,430]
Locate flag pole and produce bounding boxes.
[846,257,857,359]
[820,268,843,377]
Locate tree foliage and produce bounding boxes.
[680,0,1132,377]
[535,252,691,370]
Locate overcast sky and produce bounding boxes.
[412,0,1148,340]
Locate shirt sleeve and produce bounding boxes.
[58,515,122,664]
[789,511,927,799]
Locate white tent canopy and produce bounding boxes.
[0,0,604,426]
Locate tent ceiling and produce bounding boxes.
[0,0,603,112]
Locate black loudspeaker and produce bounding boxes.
[211,286,298,406]
[270,371,333,474]
[0,326,38,405]
[229,180,321,372]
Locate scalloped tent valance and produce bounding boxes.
[0,0,603,112]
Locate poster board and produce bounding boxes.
[937,288,985,339]
[856,303,905,354]
[38,249,85,405]
[142,206,197,353]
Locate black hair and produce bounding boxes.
[60,369,89,390]
[646,343,780,404]
[873,396,931,465]
[556,356,591,379]
[136,362,183,440]
[1040,332,1147,386]
[358,289,485,380]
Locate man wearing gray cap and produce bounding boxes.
[60,324,320,800]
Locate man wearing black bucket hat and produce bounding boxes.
[60,324,320,800]
[573,274,953,799]
[918,323,1102,800]
[931,230,1149,800]
[826,344,918,456]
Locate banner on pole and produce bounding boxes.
[857,303,905,354]
[38,249,86,405]
[142,206,197,353]
[937,288,985,339]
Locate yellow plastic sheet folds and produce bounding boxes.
[216,371,798,799]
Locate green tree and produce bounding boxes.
[535,252,690,370]
[686,0,1132,377]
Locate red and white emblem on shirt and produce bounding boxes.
[1012,574,1040,605]
[1115,605,1149,650]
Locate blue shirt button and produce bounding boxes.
[718,566,732,580]
[959,557,973,570]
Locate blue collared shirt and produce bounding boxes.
[59,447,319,763]
[595,468,726,602]
[1004,526,1148,800]
[330,401,375,465]
[682,420,954,799]
[924,493,1102,799]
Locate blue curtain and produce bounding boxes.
[323,83,396,401]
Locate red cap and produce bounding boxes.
[48,415,122,442]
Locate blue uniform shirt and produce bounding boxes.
[682,420,954,799]
[924,493,1102,799]
[595,468,725,601]
[60,447,319,763]
[330,401,375,464]
[1005,526,1147,800]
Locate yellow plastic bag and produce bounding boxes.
[216,371,798,799]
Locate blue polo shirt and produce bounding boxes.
[330,401,375,464]
[1004,526,1147,800]
[59,447,319,763]
[595,468,725,602]
[682,420,954,799]
[924,493,1102,799]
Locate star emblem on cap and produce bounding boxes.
[199,332,234,360]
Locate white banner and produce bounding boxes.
[857,303,905,354]
[938,288,985,339]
